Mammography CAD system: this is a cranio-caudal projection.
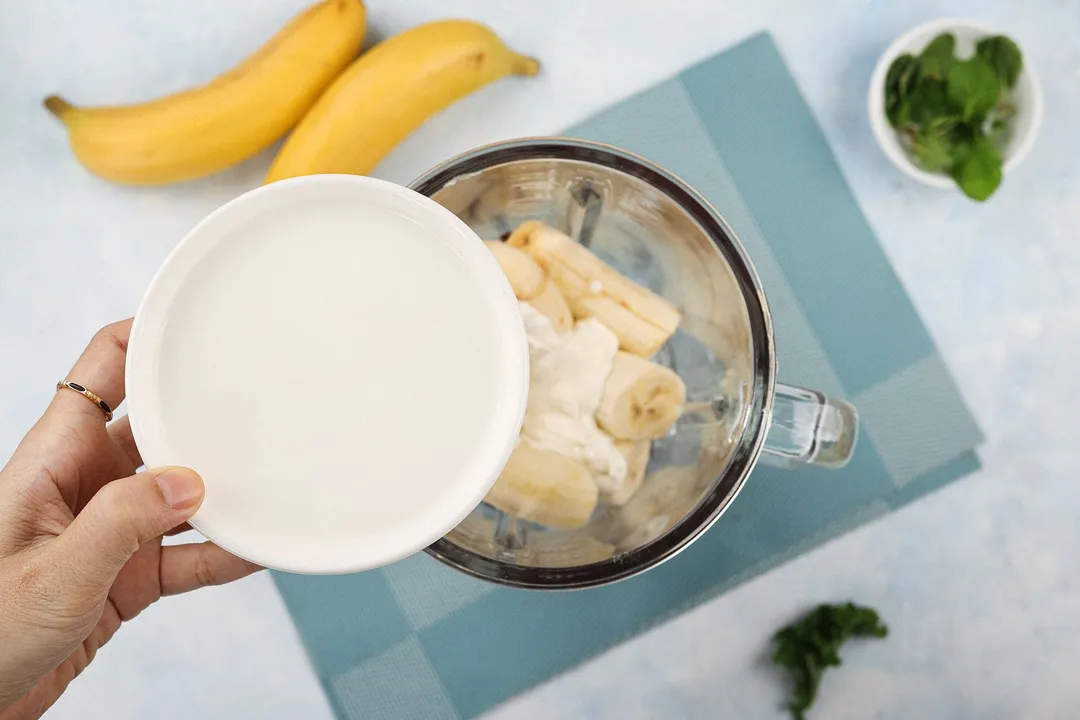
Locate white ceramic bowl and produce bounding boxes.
[868,18,1043,189]
[126,175,530,574]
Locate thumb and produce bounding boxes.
[56,467,204,589]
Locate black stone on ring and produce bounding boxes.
[56,381,114,422]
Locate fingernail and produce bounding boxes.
[156,468,204,510]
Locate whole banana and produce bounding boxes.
[45,0,366,185]
[265,20,539,183]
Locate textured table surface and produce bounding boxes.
[1,1,1078,718]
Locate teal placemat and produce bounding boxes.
[273,32,983,720]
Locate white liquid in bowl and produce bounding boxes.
[127,177,528,573]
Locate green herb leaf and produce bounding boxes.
[773,603,888,720]
[919,32,956,79]
[927,115,960,134]
[884,54,920,128]
[947,57,1000,121]
[906,78,950,125]
[913,130,954,172]
[976,35,1023,89]
[880,32,1021,201]
[951,135,1003,201]
[902,113,960,174]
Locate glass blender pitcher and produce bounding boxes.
[410,138,858,589]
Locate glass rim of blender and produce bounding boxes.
[410,137,778,590]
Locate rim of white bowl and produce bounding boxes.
[868,17,1044,189]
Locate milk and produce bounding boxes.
[127,177,528,573]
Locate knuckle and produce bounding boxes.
[92,478,126,512]
[193,554,222,588]
[93,474,174,548]
[90,323,128,355]
[0,483,39,531]
[90,482,144,552]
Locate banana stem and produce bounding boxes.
[511,54,541,77]
[44,95,74,120]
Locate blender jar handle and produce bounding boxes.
[762,383,859,469]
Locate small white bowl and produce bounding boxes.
[126,176,530,574]
[868,18,1043,189]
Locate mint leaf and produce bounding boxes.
[773,603,888,720]
[927,115,960,134]
[947,57,1000,121]
[906,79,950,125]
[879,32,1022,202]
[912,117,959,172]
[913,133,953,172]
[919,33,956,79]
[951,135,1003,200]
[884,54,920,127]
[976,35,1023,89]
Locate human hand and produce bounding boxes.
[0,320,261,719]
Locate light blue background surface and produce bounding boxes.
[2,1,1079,718]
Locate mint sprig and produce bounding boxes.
[884,32,1023,201]
[772,603,888,720]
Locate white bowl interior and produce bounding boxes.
[868,18,1042,188]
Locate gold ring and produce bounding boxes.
[56,381,114,422]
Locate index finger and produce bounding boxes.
[49,319,133,425]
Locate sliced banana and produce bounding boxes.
[507,221,681,356]
[484,240,545,300]
[601,440,651,506]
[527,279,574,333]
[572,295,671,359]
[597,351,686,440]
[614,464,701,550]
[484,443,598,529]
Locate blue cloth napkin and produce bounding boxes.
[273,32,983,720]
